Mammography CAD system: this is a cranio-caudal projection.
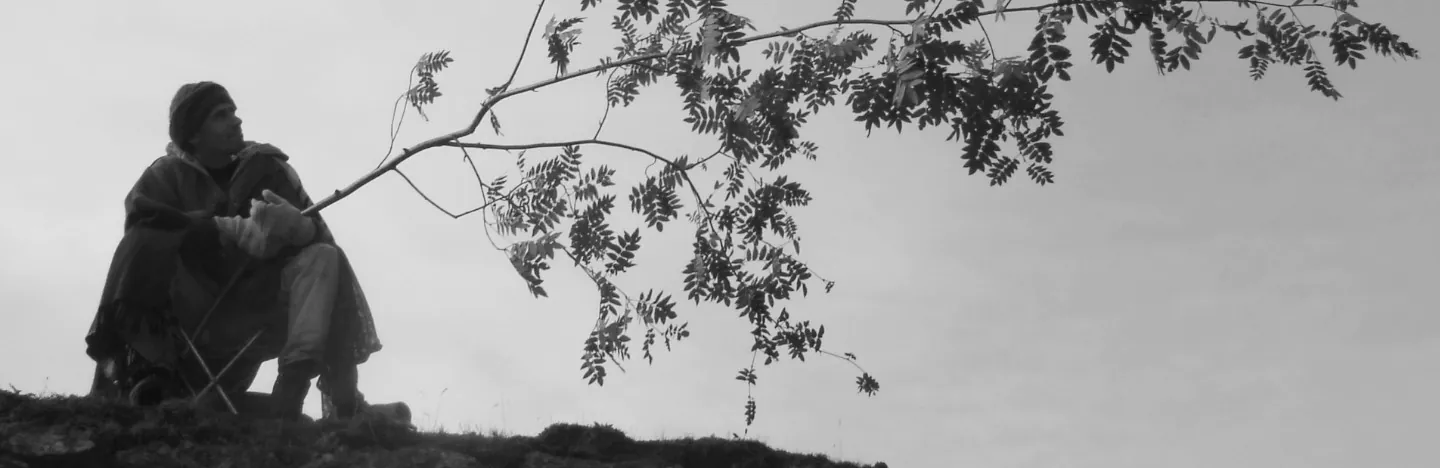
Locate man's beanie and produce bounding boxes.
[168,81,234,151]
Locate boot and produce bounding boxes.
[128,374,170,407]
[271,359,319,421]
[318,359,360,420]
[89,358,123,401]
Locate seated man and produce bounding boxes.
[84,81,384,421]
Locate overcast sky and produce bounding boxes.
[2,1,1437,467]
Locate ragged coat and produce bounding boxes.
[86,141,382,392]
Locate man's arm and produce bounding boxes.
[121,161,233,255]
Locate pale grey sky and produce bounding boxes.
[2,1,1437,467]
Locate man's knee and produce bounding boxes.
[280,242,340,295]
[296,243,338,265]
[286,243,339,275]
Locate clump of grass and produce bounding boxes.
[534,422,638,461]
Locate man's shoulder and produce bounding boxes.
[241,144,307,186]
[137,153,188,176]
[237,142,291,162]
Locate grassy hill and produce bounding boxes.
[0,388,887,468]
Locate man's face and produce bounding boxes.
[188,103,245,155]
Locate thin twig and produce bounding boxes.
[977,16,1000,70]
[818,350,867,375]
[479,209,506,250]
[501,0,549,93]
[555,244,637,375]
[1284,6,1323,64]
[593,102,613,140]
[687,146,734,171]
[391,168,458,218]
[458,147,494,192]
[392,167,528,219]
[594,70,618,139]
[377,75,415,170]
[744,350,758,435]
[461,146,510,252]
[754,238,834,287]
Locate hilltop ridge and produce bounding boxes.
[0,389,886,468]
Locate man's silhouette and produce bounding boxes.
[85,81,383,420]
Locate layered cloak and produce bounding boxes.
[85,142,382,390]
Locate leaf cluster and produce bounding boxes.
[407,50,454,121]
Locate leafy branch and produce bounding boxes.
[305,14,940,216]
[298,0,1417,432]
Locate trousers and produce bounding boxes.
[276,243,340,367]
[167,242,342,376]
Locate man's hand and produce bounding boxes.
[251,189,316,247]
[215,215,276,259]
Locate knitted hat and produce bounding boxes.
[168,81,235,152]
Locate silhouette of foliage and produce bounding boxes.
[406,50,453,121]
[321,0,1419,432]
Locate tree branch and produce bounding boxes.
[300,15,921,216]
[302,1,1347,218]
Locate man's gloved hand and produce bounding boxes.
[214,215,277,259]
[251,189,316,248]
